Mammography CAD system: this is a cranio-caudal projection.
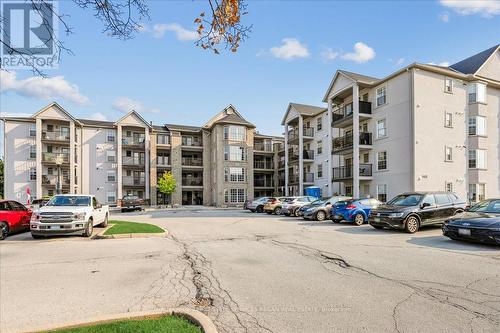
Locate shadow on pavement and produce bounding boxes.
[407,235,500,252]
[3,227,106,242]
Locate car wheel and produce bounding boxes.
[273,207,281,215]
[354,213,365,226]
[83,218,94,237]
[316,210,326,221]
[256,206,264,213]
[0,222,9,240]
[405,216,420,233]
[294,209,300,217]
[100,214,108,227]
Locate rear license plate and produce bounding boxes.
[374,217,381,222]
[458,228,471,236]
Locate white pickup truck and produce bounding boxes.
[30,194,109,238]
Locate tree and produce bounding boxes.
[0,158,3,199]
[157,171,176,205]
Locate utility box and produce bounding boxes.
[304,186,321,198]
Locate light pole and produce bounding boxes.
[54,154,64,195]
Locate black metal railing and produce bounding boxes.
[182,179,203,186]
[332,163,372,180]
[254,161,273,169]
[254,143,273,152]
[304,173,314,183]
[287,127,315,141]
[303,150,314,160]
[332,132,372,152]
[331,101,372,124]
[182,157,203,166]
[254,179,274,187]
[181,137,203,147]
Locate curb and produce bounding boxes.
[23,308,218,333]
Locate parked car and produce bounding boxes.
[29,198,49,211]
[442,198,500,245]
[369,192,466,233]
[330,198,381,225]
[0,200,32,240]
[30,195,109,238]
[246,197,270,213]
[121,195,145,212]
[281,196,317,217]
[303,196,352,221]
[263,197,291,215]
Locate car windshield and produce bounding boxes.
[46,196,90,206]
[468,200,500,213]
[124,195,139,200]
[387,194,423,206]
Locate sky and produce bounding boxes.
[1,0,499,152]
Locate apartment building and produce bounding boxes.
[283,44,500,203]
[1,104,283,207]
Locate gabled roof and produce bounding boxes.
[450,44,500,75]
[32,102,83,125]
[165,123,201,132]
[281,103,326,125]
[322,70,380,102]
[77,118,114,127]
[203,104,255,129]
[114,110,151,128]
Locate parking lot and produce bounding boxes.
[1,209,500,333]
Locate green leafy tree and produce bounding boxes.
[157,171,177,205]
[0,158,3,199]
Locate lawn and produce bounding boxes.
[47,315,202,333]
[104,220,165,235]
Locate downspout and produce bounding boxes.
[409,67,416,191]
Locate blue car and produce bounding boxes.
[330,198,382,226]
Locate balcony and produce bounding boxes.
[332,132,372,153]
[304,173,314,183]
[123,177,145,186]
[331,101,372,128]
[42,131,70,142]
[123,156,145,166]
[182,178,203,186]
[254,179,274,188]
[288,175,299,184]
[254,161,273,170]
[42,153,69,164]
[42,174,70,186]
[287,127,314,142]
[181,137,203,147]
[303,150,314,160]
[254,142,273,152]
[182,157,203,167]
[156,156,170,167]
[278,160,286,169]
[332,163,373,181]
[289,150,314,163]
[122,136,145,147]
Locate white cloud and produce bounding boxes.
[0,71,90,105]
[440,0,500,17]
[151,23,198,41]
[270,38,310,60]
[320,47,339,62]
[396,58,405,66]
[88,112,108,121]
[341,42,376,63]
[439,12,450,22]
[0,111,32,118]
[112,97,159,114]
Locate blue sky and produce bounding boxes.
[1,0,499,144]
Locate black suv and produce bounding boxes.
[369,192,466,233]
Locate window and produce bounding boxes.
[421,194,435,206]
[445,146,453,162]
[444,77,453,93]
[444,112,453,128]
[478,184,486,201]
[317,164,323,178]
[157,134,170,145]
[226,188,245,203]
[225,167,245,182]
[362,93,369,102]
[377,184,387,203]
[224,125,246,141]
[224,145,246,161]
[376,119,387,138]
[445,182,453,192]
[29,145,36,159]
[435,193,451,205]
[107,191,116,203]
[316,117,322,131]
[468,116,486,136]
[107,170,116,182]
[47,167,53,175]
[29,167,36,181]
[468,82,486,103]
[468,149,486,169]
[377,151,387,170]
[29,124,36,137]
[106,150,116,162]
[363,153,369,163]
[106,130,116,142]
[317,140,323,155]
[376,86,387,107]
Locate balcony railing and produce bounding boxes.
[288,175,299,184]
[123,177,145,186]
[278,160,286,168]
[122,136,145,146]
[254,179,274,187]
[42,131,70,142]
[332,101,372,124]
[123,156,145,166]
[287,127,314,141]
[303,150,314,160]
[303,127,314,137]
[332,132,372,152]
[254,142,273,152]
[304,173,314,183]
[182,178,203,186]
[332,163,372,180]
[254,161,273,169]
[182,157,203,166]
[181,137,203,147]
[42,175,70,185]
[42,153,69,163]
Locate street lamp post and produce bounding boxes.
[54,154,64,195]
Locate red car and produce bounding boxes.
[0,200,32,240]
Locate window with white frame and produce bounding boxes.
[157,134,170,145]
[224,125,246,141]
[376,86,387,107]
[224,145,246,161]
[468,149,486,169]
[468,82,486,103]
[106,150,116,162]
[445,182,453,192]
[226,188,245,203]
[377,151,387,170]
[29,124,36,137]
[478,184,486,201]
[107,170,116,182]
[316,117,322,131]
[468,116,486,136]
[317,164,323,178]
[29,145,36,159]
[29,167,36,181]
[225,167,245,182]
[106,130,116,142]
[377,184,387,203]
[317,140,322,155]
[445,146,453,162]
[107,191,116,203]
[444,77,453,93]
[444,112,453,127]
[376,119,387,138]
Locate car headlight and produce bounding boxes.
[73,212,86,220]
[389,212,405,218]
[31,213,41,222]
